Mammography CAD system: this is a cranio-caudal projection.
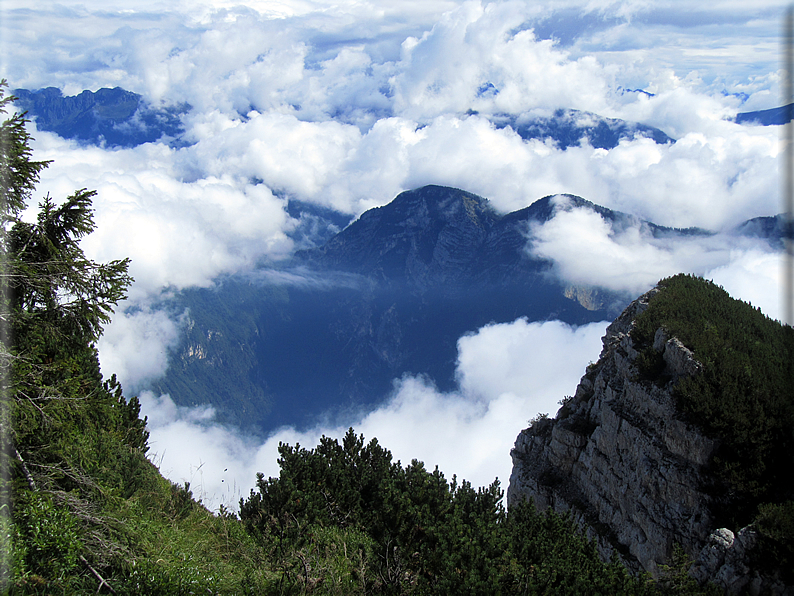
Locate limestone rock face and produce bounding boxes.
[508,288,794,593]
[690,527,793,595]
[509,288,717,576]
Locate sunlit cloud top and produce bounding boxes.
[4,0,787,297]
[3,1,788,111]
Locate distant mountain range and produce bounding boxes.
[16,86,790,153]
[149,185,776,433]
[13,87,188,147]
[735,103,794,126]
[488,109,674,149]
[15,86,677,151]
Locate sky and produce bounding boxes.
[1,0,790,510]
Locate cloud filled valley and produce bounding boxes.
[3,0,790,510]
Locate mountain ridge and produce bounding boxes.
[12,86,188,147]
[735,103,794,126]
[14,85,678,153]
[299,186,714,290]
[489,108,675,149]
[153,185,765,432]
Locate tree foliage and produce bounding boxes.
[631,274,794,528]
[0,83,50,230]
[0,80,155,593]
[0,79,281,596]
[240,428,659,595]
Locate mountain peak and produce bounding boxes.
[508,275,794,591]
[363,185,496,228]
[304,185,502,282]
[12,86,188,147]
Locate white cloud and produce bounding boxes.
[142,318,608,511]
[392,1,613,120]
[184,111,364,207]
[705,248,785,322]
[97,306,187,391]
[528,195,782,296]
[356,319,607,490]
[455,318,599,399]
[30,130,294,299]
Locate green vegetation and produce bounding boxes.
[239,428,708,595]
[0,80,272,594]
[631,274,794,576]
[0,85,738,594]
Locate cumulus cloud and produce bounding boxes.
[586,121,780,230]
[528,195,783,296]
[143,318,608,511]
[705,249,785,322]
[97,306,187,392]
[392,1,613,120]
[184,111,364,208]
[170,105,778,232]
[29,130,294,299]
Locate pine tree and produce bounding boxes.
[0,80,149,592]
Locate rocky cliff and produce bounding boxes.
[508,285,793,594]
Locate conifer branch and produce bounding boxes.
[14,447,36,491]
[79,555,116,594]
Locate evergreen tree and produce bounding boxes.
[0,81,50,233]
[240,429,658,595]
[0,80,148,592]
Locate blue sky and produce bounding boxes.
[2,0,789,509]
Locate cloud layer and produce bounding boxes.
[528,195,784,303]
[142,318,608,510]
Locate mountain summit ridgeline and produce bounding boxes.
[156,185,675,430]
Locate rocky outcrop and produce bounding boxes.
[508,287,791,593]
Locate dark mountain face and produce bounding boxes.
[489,108,675,150]
[300,186,649,288]
[732,214,790,250]
[151,185,718,433]
[285,199,355,250]
[735,103,794,126]
[301,186,507,285]
[13,87,188,147]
